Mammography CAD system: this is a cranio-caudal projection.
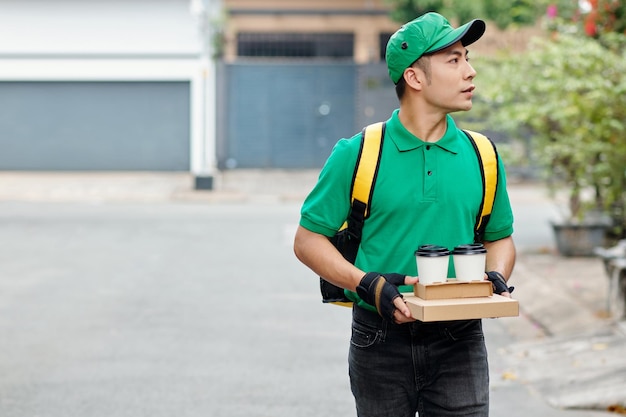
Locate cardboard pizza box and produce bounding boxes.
[403,293,519,322]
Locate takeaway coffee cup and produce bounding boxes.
[452,243,487,282]
[415,245,451,284]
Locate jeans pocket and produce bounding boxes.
[443,320,484,342]
[350,319,381,349]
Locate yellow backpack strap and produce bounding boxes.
[326,122,385,308]
[351,122,385,218]
[463,130,499,242]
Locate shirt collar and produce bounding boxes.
[386,110,461,154]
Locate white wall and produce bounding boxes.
[0,0,200,55]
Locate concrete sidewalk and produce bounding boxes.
[0,170,624,412]
[497,251,626,412]
[0,170,318,204]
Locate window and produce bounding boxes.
[379,33,393,61]
[237,32,354,58]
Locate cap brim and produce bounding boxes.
[426,19,486,55]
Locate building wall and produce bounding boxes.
[221,0,542,62]
[225,0,390,10]
[222,0,398,63]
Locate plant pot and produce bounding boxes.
[551,222,609,257]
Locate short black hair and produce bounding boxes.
[394,54,432,100]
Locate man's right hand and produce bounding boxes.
[356,272,417,322]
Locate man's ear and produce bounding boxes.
[403,67,423,91]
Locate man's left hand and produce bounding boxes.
[485,271,514,297]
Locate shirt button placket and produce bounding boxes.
[424,145,436,200]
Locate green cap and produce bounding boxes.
[386,12,486,84]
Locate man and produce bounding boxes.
[294,12,515,417]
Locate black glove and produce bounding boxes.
[356,272,406,320]
[486,271,514,295]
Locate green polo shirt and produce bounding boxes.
[300,109,514,308]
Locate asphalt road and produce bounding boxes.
[0,199,612,416]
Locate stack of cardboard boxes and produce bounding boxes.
[404,281,519,322]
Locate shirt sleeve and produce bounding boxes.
[483,155,515,241]
[299,136,361,237]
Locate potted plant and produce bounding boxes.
[478,33,626,255]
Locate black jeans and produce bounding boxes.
[349,306,489,417]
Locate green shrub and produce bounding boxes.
[479,33,626,237]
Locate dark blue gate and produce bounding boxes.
[220,61,358,169]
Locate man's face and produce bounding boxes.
[420,41,477,113]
